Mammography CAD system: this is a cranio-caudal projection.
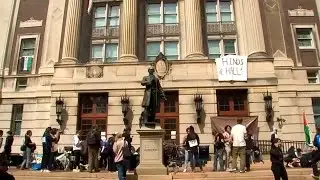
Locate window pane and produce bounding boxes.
[206,2,217,13]
[315,116,320,128]
[148,4,161,15]
[298,40,312,47]
[207,13,217,22]
[208,40,220,58]
[147,42,160,56]
[92,45,103,58]
[148,15,161,24]
[297,29,312,39]
[21,49,35,56]
[109,17,119,26]
[106,44,118,61]
[164,15,177,24]
[164,3,177,14]
[95,7,106,18]
[96,119,106,132]
[164,42,178,60]
[14,121,22,135]
[21,39,35,49]
[96,96,107,113]
[313,98,320,114]
[109,6,119,17]
[220,1,231,12]
[224,40,235,54]
[221,12,232,22]
[94,18,106,27]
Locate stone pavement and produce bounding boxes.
[9,161,315,180]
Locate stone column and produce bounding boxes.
[61,0,82,64]
[234,0,267,57]
[184,0,205,59]
[119,0,138,61]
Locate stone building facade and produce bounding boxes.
[0,0,319,154]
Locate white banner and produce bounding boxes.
[216,55,248,81]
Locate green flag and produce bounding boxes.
[303,112,312,146]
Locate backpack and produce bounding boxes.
[315,134,320,149]
[87,131,98,145]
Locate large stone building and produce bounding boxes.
[0,0,319,154]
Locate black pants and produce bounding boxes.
[99,153,108,169]
[245,150,251,171]
[312,150,320,176]
[107,154,116,171]
[73,150,81,169]
[3,148,11,163]
[271,163,288,180]
[41,149,50,170]
[49,151,58,170]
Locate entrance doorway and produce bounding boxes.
[155,91,179,144]
[78,93,108,135]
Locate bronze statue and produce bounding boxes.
[140,66,167,127]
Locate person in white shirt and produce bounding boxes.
[72,131,82,172]
[230,119,247,173]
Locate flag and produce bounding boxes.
[22,56,33,71]
[87,0,93,14]
[303,111,312,146]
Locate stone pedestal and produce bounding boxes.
[136,125,168,175]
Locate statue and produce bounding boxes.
[140,66,167,127]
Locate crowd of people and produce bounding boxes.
[3,121,320,179]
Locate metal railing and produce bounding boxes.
[207,21,237,34]
[92,26,119,38]
[146,23,180,37]
[254,140,307,154]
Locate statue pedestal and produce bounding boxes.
[136,125,168,175]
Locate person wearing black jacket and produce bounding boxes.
[186,126,203,173]
[3,131,14,163]
[40,127,52,172]
[0,154,15,180]
[86,125,101,173]
[270,138,288,180]
[311,128,320,178]
[213,133,225,171]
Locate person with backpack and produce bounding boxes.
[311,127,320,178]
[106,134,116,172]
[86,125,101,173]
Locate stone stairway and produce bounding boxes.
[9,161,315,180]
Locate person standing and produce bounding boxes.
[49,128,61,171]
[182,127,190,173]
[223,125,232,170]
[311,127,320,178]
[20,130,35,170]
[230,119,247,173]
[245,134,254,172]
[271,128,278,143]
[72,131,82,172]
[86,125,101,173]
[107,133,116,172]
[213,133,225,171]
[113,133,129,180]
[3,131,14,163]
[0,154,15,180]
[186,126,203,173]
[41,127,52,172]
[100,133,109,170]
[270,138,288,180]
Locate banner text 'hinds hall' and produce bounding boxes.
[216,55,248,82]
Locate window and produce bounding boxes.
[206,0,233,22]
[147,41,178,61]
[208,39,236,59]
[147,2,177,24]
[16,78,27,91]
[93,5,120,28]
[296,28,314,49]
[10,104,23,135]
[155,91,179,144]
[79,94,108,135]
[91,43,118,62]
[18,38,36,74]
[307,70,320,83]
[217,89,248,116]
[313,98,320,128]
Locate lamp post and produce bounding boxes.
[194,93,203,123]
[263,91,273,122]
[121,92,130,126]
[55,95,64,126]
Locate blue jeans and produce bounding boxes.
[116,161,127,180]
[184,150,189,169]
[21,147,32,169]
[189,151,202,171]
[213,149,225,171]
